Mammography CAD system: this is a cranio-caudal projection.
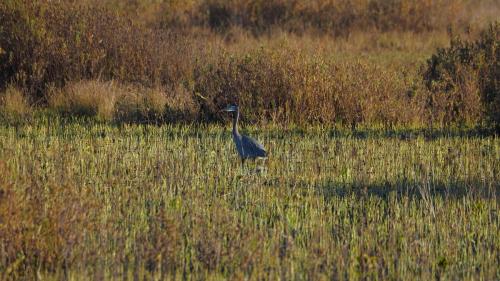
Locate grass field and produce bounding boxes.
[0,2,499,279]
[1,120,498,280]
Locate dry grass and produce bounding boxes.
[0,0,498,128]
[48,80,120,121]
[0,2,498,279]
[0,86,31,125]
[193,46,427,126]
[162,85,200,123]
[114,86,162,123]
[98,0,477,34]
[0,123,498,280]
[48,80,199,123]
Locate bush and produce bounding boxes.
[0,85,31,125]
[423,22,499,127]
[198,0,463,36]
[194,48,422,126]
[48,80,199,123]
[49,80,120,121]
[0,0,496,127]
[68,0,482,36]
[0,0,194,99]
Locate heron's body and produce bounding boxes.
[225,105,267,164]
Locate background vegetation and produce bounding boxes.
[0,0,499,128]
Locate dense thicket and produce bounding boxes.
[0,0,193,97]
[98,0,476,34]
[0,0,498,127]
[423,23,500,128]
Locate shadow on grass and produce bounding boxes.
[4,113,498,140]
[258,126,499,140]
[342,127,499,140]
[314,178,499,201]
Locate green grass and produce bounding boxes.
[0,120,498,280]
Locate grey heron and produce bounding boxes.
[222,105,267,165]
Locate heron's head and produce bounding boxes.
[222,104,238,112]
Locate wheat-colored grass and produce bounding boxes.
[0,86,31,125]
[0,121,498,280]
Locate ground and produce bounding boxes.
[0,121,498,280]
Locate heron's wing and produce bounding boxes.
[241,135,267,158]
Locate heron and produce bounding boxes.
[222,104,267,166]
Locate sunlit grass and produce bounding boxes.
[0,120,498,280]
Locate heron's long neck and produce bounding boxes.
[232,110,239,136]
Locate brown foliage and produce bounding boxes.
[0,86,31,125]
[0,0,195,99]
[423,22,500,127]
[194,48,423,126]
[0,0,498,127]
[198,0,464,36]
[192,200,263,274]
[0,161,99,279]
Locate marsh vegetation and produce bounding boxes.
[0,0,499,128]
[0,1,499,280]
[0,122,499,280]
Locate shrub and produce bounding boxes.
[115,86,173,124]
[194,48,422,126]
[0,0,195,99]
[73,0,481,36]
[198,0,464,36]
[423,22,499,127]
[0,85,31,125]
[48,80,120,121]
[0,0,496,127]
[193,48,294,123]
[49,80,198,124]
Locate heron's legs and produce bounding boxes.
[239,158,250,175]
[255,158,268,174]
[239,158,267,175]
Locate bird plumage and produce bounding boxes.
[241,135,267,158]
[224,104,267,164]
